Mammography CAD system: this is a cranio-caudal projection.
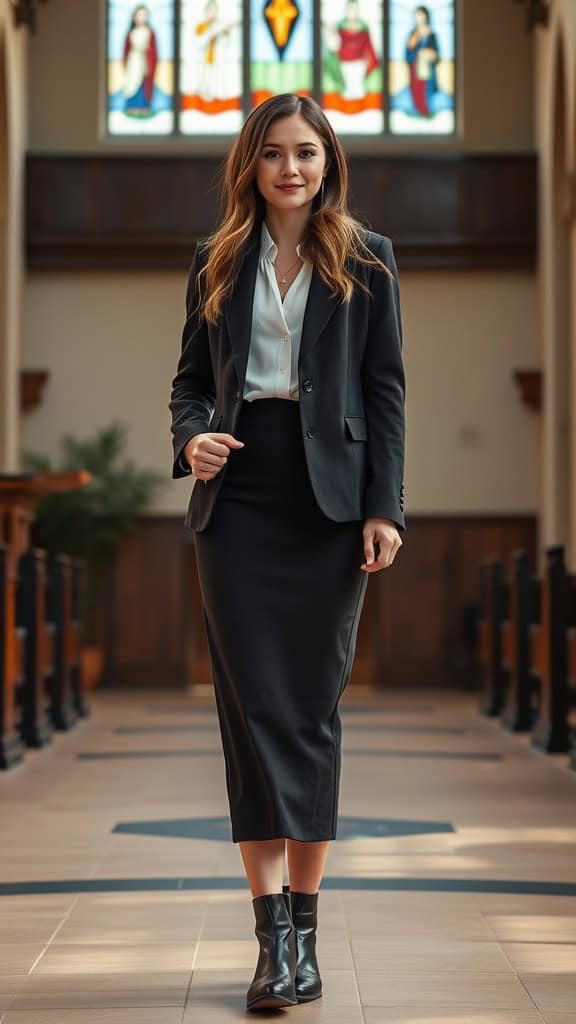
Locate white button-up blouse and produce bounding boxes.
[243,219,313,402]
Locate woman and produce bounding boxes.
[325,0,380,101]
[122,4,158,117]
[169,92,406,1012]
[405,4,440,118]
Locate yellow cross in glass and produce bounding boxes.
[264,0,299,51]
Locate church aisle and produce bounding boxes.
[0,688,575,1023]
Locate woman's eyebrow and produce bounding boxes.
[261,141,319,148]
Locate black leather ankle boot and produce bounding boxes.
[283,884,323,1003]
[246,892,298,1011]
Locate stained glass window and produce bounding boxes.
[107,1,175,135]
[180,0,243,134]
[105,0,457,138]
[321,0,384,135]
[250,0,313,110]
[388,0,455,134]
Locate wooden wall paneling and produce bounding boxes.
[92,514,538,691]
[105,516,192,688]
[26,154,537,271]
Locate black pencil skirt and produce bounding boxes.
[193,397,369,843]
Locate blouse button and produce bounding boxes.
[282,333,289,342]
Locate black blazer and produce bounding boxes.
[169,223,406,533]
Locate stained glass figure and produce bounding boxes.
[108,1,175,134]
[321,0,384,134]
[180,0,243,134]
[250,0,313,109]
[389,0,455,134]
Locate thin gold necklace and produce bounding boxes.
[273,256,303,284]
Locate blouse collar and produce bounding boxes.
[260,219,305,263]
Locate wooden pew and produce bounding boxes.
[0,472,91,769]
[45,553,89,729]
[567,574,576,771]
[16,547,55,748]
[500,550,538,733]
[478,558,509,717]
[0,543,26,767]
[70,556,90,720]
[529,545,571,753]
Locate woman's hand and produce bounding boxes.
[361,518,402,573]
[184,432,244,482]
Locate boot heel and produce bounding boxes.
[246,892,298,1012]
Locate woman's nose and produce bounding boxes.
[281,157,298,175]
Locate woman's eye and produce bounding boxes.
[262,150,315,159]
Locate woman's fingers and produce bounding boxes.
[361,528,402,572]
[189,431,244,479]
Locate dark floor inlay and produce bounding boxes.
[145,705,217,714]
[115,724,465,736]
[345,750,501,761]
[146,704,436,715]
[111,816,456,841]
[2,877,576,897]
[76,750,223,759]
[115,725,219,735]
[77,749,498,761]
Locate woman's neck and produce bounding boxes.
[264,206,310,254]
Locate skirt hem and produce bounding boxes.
[232,830,337,844]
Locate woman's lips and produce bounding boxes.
[277,185,302,191]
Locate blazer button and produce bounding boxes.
[306,426,316,439]
[302,378,313,392]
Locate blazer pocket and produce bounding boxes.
[344,415,368,441]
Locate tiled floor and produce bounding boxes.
[0,687,575,1023]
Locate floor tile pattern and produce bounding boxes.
[0,688,575,1023]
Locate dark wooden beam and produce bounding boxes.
[514,0,549,32]
[514,369,542,412]
[26,153,538,271]
[10,0,48,32]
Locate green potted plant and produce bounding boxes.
[22,421,165,688]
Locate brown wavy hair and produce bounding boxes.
[195,93,392,325]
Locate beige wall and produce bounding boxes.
[21,0,540,521]
[0,0,27,472]
[22,268,539,518]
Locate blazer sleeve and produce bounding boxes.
[361,235,406,532]
[169,239,216,479]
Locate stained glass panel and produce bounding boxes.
[250,0,314,110]
[388,0,455,134]
[320,0,384,134]
[107,0,175,135]
[180,0,243,134]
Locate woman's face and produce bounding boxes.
[134,6,149,25]
[255,113,328,214]
[347,1,360,20]
[415,8,428,29]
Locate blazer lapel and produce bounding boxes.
[224,236,260,390]
[224,229,341,390]
[297,264,341,372]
